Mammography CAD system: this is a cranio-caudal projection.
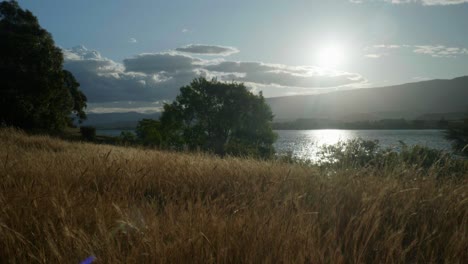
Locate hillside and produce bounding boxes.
[267,76,468,121]
[0,128,466,263]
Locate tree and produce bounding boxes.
[118,131,137,145]
[445,117,468,156]
[159,77,277,158]
[136,119,164,146]
[0,1,87,132]
[63,70,87,124]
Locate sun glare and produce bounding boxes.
[316,43,347,69]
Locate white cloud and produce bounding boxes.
[63,45,367,112]
[413,45,463,57]
[124,52,199,73]
[204,61,365,89]
[175,44,239,56]
[420,0,468,5]
[129,38,137,43]
[373,44,402,49]
[365,54,385,58]
[412,76,431,81]
[86,101,170,114]
[63,46,192,103]
[366,44,468,58]
[88,106,163,114]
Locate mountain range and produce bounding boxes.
[83,76,468,128]
[267,76,468,121]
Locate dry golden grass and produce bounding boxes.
[0,128,467,263]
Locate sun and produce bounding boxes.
[316,43,347,69]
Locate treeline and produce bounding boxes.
[273,118,455,130]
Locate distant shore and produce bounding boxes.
[272,118,461,130]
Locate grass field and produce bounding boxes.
[0,128,467,263]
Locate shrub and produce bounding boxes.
[316,139,467,177]
[80,126,96,141]
[317,139,382,167]
[445,117,468,156]
[118,131,137,145]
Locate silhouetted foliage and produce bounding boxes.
[136,119,163,146]
[0,1,87,132]
[118,131,137,145]
[315,139,466,178]
[445,117,468,156]
[159,77,277,158]
[80,126,96,141]
[63,70,87,124]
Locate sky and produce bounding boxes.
[16,0,468,113]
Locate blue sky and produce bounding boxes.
[16,0,468,113]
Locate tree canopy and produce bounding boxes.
[0,0,87,132]
[157,77,277,158]
[136,119,164,146]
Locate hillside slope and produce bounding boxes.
[0,128,466,262]
[267,76,468,121]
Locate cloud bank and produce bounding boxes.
[175,44,239,56]
[63,45,366,113]
[364,44,468,58]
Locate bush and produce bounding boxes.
[80,126,96,141]
[317,139,380,167]
[315,139,467,177]
[118,131,137,145]
[445,118,468,156]
[135,119,163,147]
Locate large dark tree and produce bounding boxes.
[0,1,86,131]
[63,70,87,124]
[159,77,277,158]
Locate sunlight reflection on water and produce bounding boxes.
[97,129,453,162]
[274,129,451,161]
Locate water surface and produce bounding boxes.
[274,130,451,160]
[97,129,452,160]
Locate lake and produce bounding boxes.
[97,129,452,160]
[274,129,451,160]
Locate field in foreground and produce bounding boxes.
[0,128,467,263]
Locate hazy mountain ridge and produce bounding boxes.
[82,77,468,128]
[266,76,468,121]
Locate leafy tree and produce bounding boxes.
[63,70,87,124]
[118,131,137,144]
[0,0,87,132]
[136,119,164,146]
[445,117,468,156]
[160,77,277,158]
